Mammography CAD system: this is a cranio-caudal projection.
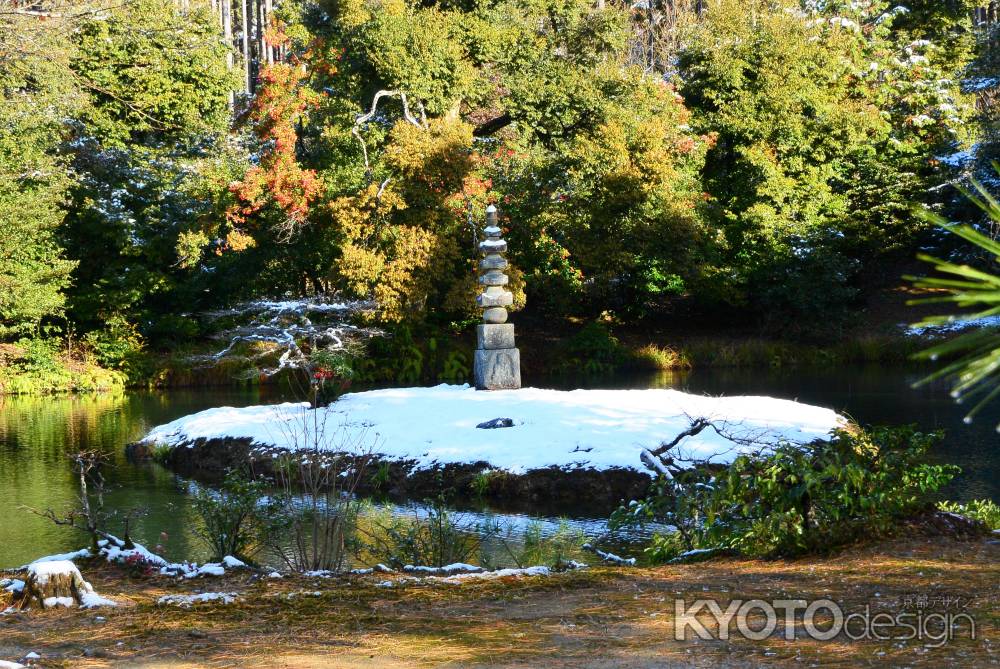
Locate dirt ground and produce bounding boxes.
[1,535,997,668]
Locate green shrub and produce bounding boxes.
[555,321,628,375]
[82,315,146,380]
[614,426,959,559]
[192,471,274,564]
[360,499,481,569]
[938,499,1000,531]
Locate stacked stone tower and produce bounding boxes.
[474,205,521,390]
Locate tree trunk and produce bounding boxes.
[19,561,97,610]
[241,0,251,93]
[264,0,274,64]
[222,0,235,109]
[256,0,266,72]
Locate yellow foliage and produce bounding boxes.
[384,117,475,201]
[225,229,257,252]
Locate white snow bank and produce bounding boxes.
[187,563,226,578]
[141,385,843,472]
[95,537,240,579]
[157,592,239,607]
[0,661,25,669]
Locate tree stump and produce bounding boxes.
[19,560,98,610]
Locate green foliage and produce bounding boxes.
[938,499,1000,530]
[354,326,471,384]
[614,426,958,559]
[642,530,688,563]
[0,7,79,339]
[0,338,126,395]
[192,471,274,564]
[678,0,973,328]
[82,315,146,380]
[71,0,238,148]
[0,0,994,389]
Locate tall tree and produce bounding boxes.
[0,2,87,337]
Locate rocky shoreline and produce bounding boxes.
[126,437,653,513]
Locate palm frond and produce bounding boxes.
[911,185,1000,430]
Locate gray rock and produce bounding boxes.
[476,417,514,429]
[479,254,508,271]
[474,348,521,390]
[476,291,513,308]
[482,307,508,323]
[478,270,509,286]
[479,239,507,254]
[477,323,516,350]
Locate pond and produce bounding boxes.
[1,365,996,568]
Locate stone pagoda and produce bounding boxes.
[474,205,521,390]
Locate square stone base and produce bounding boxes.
[476,323,516,350]
[474,347,521,390]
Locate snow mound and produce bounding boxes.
[140,385,843,473]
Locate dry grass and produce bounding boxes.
[1,536,997,668]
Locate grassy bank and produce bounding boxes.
[2,535,996,667]
[0,342,126,396]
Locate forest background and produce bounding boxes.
[2,0,998,391]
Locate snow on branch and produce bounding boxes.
[194,297,380,376]
[640,414,780,477]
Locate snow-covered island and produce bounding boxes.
[136,384,844,503]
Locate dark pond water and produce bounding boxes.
[0,366,996,568]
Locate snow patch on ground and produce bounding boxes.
[432,566,551,583]
[141,385,843,472]
[157,592,239,607]
[79,591,118,609]
[1,579,24,594]
[0,661,26,669]
[403,563,482,575]
[94,537,246,579]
